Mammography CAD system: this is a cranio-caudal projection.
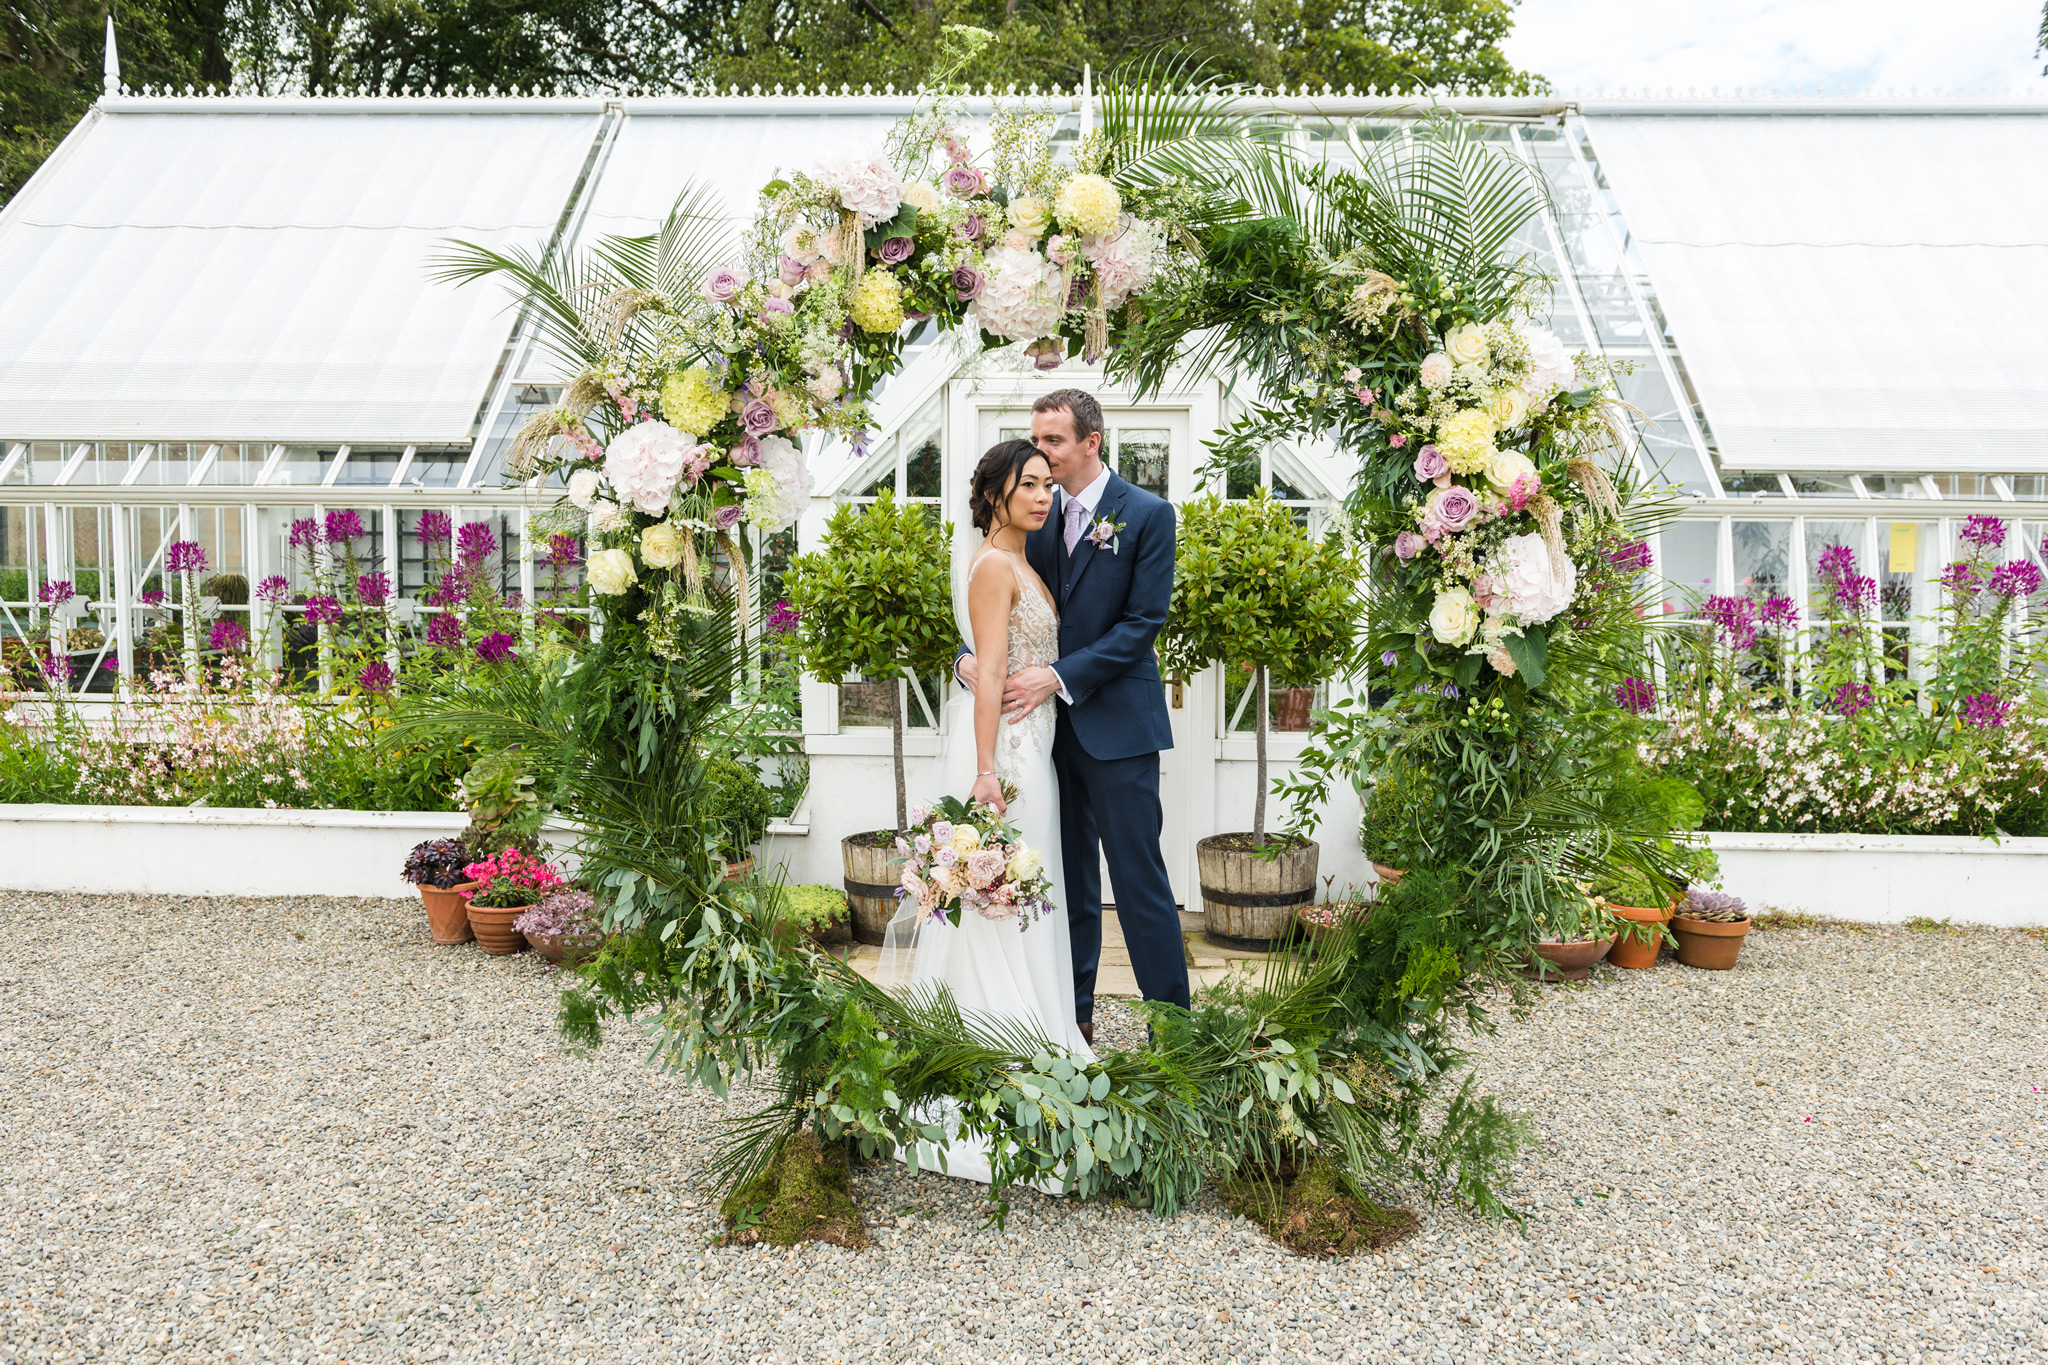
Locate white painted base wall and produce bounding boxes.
[0,805,574,899]
[1706,831,2048,927]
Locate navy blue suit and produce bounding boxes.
[966,471,1190,1022]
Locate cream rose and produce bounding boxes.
[1419,351,1453,390]
[1006,846,1043,882]
[1428,586,1480,646]
[901,180,942,215]
[1008,195,1050,240]
[950,825,982,855]
[1485,448,1539,493]
[1444,323,1489,367]
[586,547,637,596]
[639,521,684,570]
[1488,385,1530,430]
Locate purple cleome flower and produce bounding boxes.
[325,509,365,544]
[425,612,464,648]
[1758,593,1798,629]
[358,661,395,694]
[208,618,248,651]
[37,579,75,606]
[1940,562,1983,596]
[356,572,393,608]
[287,518,320,550]
[543,533,581,569]
[256,574,293,603]
[1700,595,1761,650]
[1987,560,2044,599]
[1958,514,2007,552]
[428,575,469,608]
[1606,539,1653,572]
[166,540,206,574]
[475,631,517,665]
[140,589,167,608]
[1833,682,1874,717]
[456,521,498,564]
[1614,676,1657,714]
[1960,692,2012,730]
[1816,543,1857,583]
[417,511,453,545]
[766,600,801,636]
[304,595,344,627]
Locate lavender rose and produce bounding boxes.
[962,213,986,240]
[730,435,761,467]
[874,235,914,266]
[760,296,795,319]
[1412,444,1448,481]
[778,254,808,287]
[943,164,985,198]
[702,267,747,305]
[1427,484,1479,532]
[1394,531,1425,560]
[742,400,779,436]
[952,264,985,301]
[712,504,745,531]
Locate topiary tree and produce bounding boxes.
[781,491,956,833]
[1160,490,1362,845]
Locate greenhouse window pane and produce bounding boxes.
[336,447,405,486]
[1733,521,1791,595]
[1790,473,1857,496]
[2008,475,2048,500]
[409,448,468,488]
[904,434,941,499]
[1657,520,1718,611]
[263,446,334,488]
[1115,428,1169,498]
[1639,435,1714,497]
[1880,521,1935,623]
[1855,474,1929,499]
[1576,277,1646,347]
[1720,471,1785,496]
[1804,520,1867,611]
[1927,474,1996,499]
[197,444,269,485]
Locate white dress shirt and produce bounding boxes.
[1047,466,1112,701]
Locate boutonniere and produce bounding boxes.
[1085,515,1126,555]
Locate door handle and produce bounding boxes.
[1169,678,1184,709]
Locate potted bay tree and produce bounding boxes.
[1162,491,1361,948]
[782,491,957,944]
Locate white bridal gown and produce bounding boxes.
[880,548,1096,1186]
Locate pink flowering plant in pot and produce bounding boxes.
[461,848,565,909]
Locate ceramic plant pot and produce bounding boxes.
[1672,914,1751,970]
[527,931,603,966]
[723,856,755,883]
[1527,937,1615,982]
[460,887,528,956]
[418,884,473,945]
[1371,862,1406,886]
[1606,902,1674,970]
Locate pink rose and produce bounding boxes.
[778,255,807,286]
[730,435,761,467]
[951,264,984,301]
[760,296,794,319]
[1413,445,1447,481]
[943,164,985,198]
[1394,531,1425,560]
[1428,484,1479,532]
[874,235,914,265]
[702,267,746,305]
[713,504,744,531]
[742,400,779,436]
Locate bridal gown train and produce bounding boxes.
[882,551,1095,1186]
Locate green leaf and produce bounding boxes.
[1088,1071,1110,1101]
[1503,628,1548,687]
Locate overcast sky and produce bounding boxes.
[1505,0,2047,94]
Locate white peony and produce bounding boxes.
[749,435,812,533]
[901,179,942,216]
[817,149,904,228]
[1444,322,1490,367]
[1419,351,1453,390]
[639,521,684,570]
[1081,217,1161,309]
[1428,586,1480,646]
[1492,532,1578,626]
[1488,385,1530,431]
[1517,323,1575,397]
[1484,448,1540,493]
[586,500,624,533]
[567,468,602,508]
[586,547,637,596]
[971,244,1065,342]
[605,420,694,516]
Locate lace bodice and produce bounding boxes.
[972,552,1058,783]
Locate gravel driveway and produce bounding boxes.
[2,892,2042,1363]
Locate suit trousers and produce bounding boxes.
[1053,717,1191,1021]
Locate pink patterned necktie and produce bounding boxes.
[1063,495,1087,554]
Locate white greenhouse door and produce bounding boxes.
[977,405,1193,906]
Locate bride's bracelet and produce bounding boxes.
[976,770,997,777]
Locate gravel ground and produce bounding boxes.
[2,893,2043,1364]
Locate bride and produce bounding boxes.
[882,439,1095,1182]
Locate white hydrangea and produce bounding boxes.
[1492,532,1578,625]
[817,149,904,228]
[747,435,812,533]
[604,420,696,515]
[1516,323,1575,398]
[1081,217,1161,309]
[971,244,1066,342]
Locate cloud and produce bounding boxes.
[1506,0,2047,94]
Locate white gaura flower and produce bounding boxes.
[586,548,637,596]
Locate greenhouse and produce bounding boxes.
[3,86,2045,889]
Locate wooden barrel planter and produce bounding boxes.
[841,831,903,946]
[1196,834,1319,951]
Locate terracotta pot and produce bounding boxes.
[1606,902,1674,970]
[458,885,528,956]
[1294,901,1370,944]
[1371,862,1406,886]
[527,931,603,966]
[842,832,901,946]
[1526,937,1615,982]
[1672,914,1751,970]
[723,856,755,883]
[1272,686,1316,732]
[1197,834,1319,951]
[418,883,473,945]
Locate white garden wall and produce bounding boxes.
[1706,831,2048,927]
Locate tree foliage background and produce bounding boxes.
[4,0,1543,202]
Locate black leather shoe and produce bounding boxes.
[1077,1021,1094,1045]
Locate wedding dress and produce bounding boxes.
[880,547,1095,1186]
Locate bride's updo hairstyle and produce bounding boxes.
[968,439,1050,535]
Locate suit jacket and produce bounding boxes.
[1027,471,1176,762]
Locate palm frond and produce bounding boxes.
[429,238,612,376]
[1096,56,1301,226]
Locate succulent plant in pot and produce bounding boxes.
[1671,887,1751,970]
[402,837,474,945]
[773,884,851,946]
[514,888,605,966]
[458,848,565,955]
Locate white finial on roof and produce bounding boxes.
[1080,64,1092,139]
[104,15,121,95]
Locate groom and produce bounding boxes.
[958,388,1189,1043]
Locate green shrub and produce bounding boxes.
[707,757,773,861]
[777,884,847,933]
[1358,759,1433,870]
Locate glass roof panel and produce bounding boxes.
[262,446,333,488]
[196,443,271,485]
[1857,474,1930,499]
[335,446,405,486]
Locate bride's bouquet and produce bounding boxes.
[894,792,1054,931]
